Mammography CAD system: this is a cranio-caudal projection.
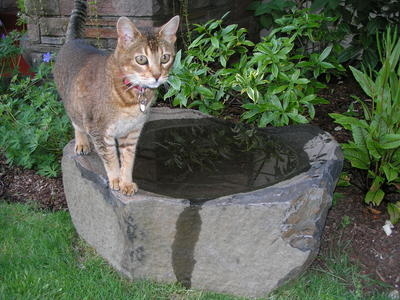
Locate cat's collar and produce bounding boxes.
[123,78,148,112]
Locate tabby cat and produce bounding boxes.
[54,0,179,195]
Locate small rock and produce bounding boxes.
[383,220,394,236]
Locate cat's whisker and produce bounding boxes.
[124,85,134,92]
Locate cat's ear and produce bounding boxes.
[117,17,141,48]
[159,16,180,44]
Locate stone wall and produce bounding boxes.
[22,0,255,66]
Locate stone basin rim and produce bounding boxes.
[69,107,342,206]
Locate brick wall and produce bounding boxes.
[22,0,255,66]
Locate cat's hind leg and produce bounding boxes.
[73,123,91,155]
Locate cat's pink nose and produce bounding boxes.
[153,73,161,81]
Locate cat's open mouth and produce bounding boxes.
[123,78,146,91]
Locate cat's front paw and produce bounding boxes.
[120,181,138,196]
[75,143,91,155]
[109,178,120,191]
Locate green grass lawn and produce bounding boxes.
[0,201,392,300]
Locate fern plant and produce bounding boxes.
[330,28,400,224]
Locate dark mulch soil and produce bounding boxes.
[0,76,399,294]
[0,158,67,211]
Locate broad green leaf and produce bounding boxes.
[221,24,237,35]
[172,50,182,70]
[351,125,368,153]
[271,64,279,79]
[291,69,300,81]
[210,101,224,111]
[208,21,220,31]
[210,37,219,48]
[342,147,370,170]
[269,95,283,110]
[379,134,400,149]
[242,103,257,110]
[366,137,382,159]
[271,85,287,94]
[294,78,310,85]
[164,87,177,99]
[319,45,332,61]
[306,102,315,119]
[320,62,335,69]
[350,66,375,98]
[242,109,260,120]
[219,56,227,67]
[247,88,261,102]
[174,93,187,107]
[388,202,400,224]
[197,86,214,98]
[329,113,368,130]
[287,113,308,124]
[382,164,399,182]
[168,76,182,90]
[258,112,274,127]
[301,94,316,103]
[281,25,297,32]
[365,189,385,206]
[189,33,206,49]
[352,95,372,120]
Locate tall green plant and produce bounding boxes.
[330,28,400,224]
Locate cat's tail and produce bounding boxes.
[65,0,87,41]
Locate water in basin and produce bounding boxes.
[134,118,310,201]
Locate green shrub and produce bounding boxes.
[310,0,400,69]
[0,62,72,177]
[165,11,343,127]
[330,28,400,224]
[250,0,400,69]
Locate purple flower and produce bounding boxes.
[42,52,52,63]
[1,34,6,39]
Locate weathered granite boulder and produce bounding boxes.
[62,107,343,298]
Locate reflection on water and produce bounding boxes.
[134,118,310,201]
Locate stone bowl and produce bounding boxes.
[62,107,343,298]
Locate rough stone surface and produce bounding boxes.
[62,107,343,298]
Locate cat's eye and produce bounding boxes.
[135,55,148,65]
[160,54,171,64]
